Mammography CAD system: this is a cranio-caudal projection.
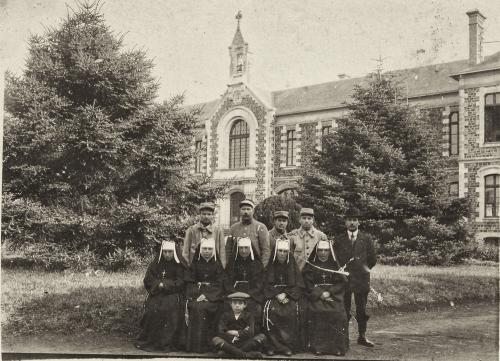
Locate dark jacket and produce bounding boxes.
[333,230,377,293]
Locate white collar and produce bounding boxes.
[348,229,359,239]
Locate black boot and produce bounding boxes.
[357,317,374,347]
[220,342,251,358]
[357,333,374,347]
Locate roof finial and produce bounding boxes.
[236,10,242,26]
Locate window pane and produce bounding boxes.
[450,143,458,155]
[485,188,495,203]
[485,107,500,143]
[450,112,458,123]
[229,120,249,168]
[485,94,494,105]
[485,175,495,186]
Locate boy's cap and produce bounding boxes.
[300,208,314,217]
[227,292,251,300]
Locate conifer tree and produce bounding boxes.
[3,3,226,260]
[298,74,472,264]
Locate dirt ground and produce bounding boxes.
[2,302,498,361]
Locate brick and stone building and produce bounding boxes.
[188,10,499,244]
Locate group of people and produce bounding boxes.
[135,199,377,358]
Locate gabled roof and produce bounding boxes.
[185,51,500,120]
[450,51,500,78]
[272,58,470,115]
[184,98,220,125]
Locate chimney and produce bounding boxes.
[466,9,486,65]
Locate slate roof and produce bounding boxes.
[450,51,500,78]
[186,51,500,121]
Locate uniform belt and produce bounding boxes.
[273,284,287,288]
[234,280,249,288]
[197,282,212,288]
[314,283,333,287]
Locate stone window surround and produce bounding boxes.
[476,164,500,221]
[478,85,500,148]
[216,107,258,170]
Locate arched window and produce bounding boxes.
[230,192,245,225]
[229,119,249,169]
[485,174,499,218]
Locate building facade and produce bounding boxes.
[189,10,500,243]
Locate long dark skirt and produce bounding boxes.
[263,299,300,352]
[136,293,183,351]
[307,299,348,355]
[186,300,220,353]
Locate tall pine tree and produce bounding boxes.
[298,74,472,264]
[3,3,227,261]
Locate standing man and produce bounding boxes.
[333,208,377,348]
[268,211,291,251]
[289,208,328,271]
[183,202,227,268]
[226,199,271,267]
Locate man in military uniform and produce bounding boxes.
[333,208,377,348]
[268,211,291,251]
[226,199,271,267]
[183,202,227,268]
[289,208,328,271]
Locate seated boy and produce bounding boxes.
[212,292,265,358]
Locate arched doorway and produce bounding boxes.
[230,191,245,226]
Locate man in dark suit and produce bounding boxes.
[333,208,377,348]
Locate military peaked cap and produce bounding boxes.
[274,210,289,219]
[300,208,314,217]
[239,199,255,208]
[199,202,215,212]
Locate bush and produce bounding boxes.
[101,248,143,272]
[469,244,499,262]
[253,195,302,231]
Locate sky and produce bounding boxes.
[1,0,500,105]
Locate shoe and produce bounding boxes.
[247,351,264,359]
[283,349,293,356]
[216,350,225,358]
[266,349,275,356]
[357,336,374,347]
[314,350,323,356]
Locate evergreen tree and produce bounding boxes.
[3,3,227,262]
[254,195,302,232]
[298,74,472,264]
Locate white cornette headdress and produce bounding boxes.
[273,238,290,263]
[158,240,180,263]
[198,237,216,261]
[236,237,254,260]
[313,239,337,262]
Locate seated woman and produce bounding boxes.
[262,239,304,356]
[302,240,348,356]
[185,238,225,353]
[224,237,264,333]
[136,240,186,352]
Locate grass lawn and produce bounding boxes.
[2,263,498,336]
